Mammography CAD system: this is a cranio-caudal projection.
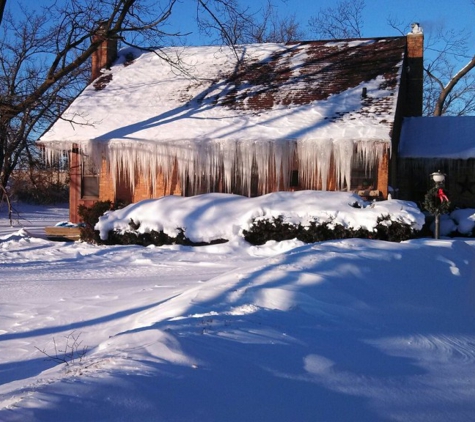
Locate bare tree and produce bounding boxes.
[308,0,365,40]
[430,67,475,116]
[387,19,475,116]
[0,0,258,209]
[423,26,475,116]
[0,0,6,26]
[1,0,180,203]
[247,0,304,43]
[197,0,304,45]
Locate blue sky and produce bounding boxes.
[8,0,475,45]
[165,0,475,46]
[6,0,475,70]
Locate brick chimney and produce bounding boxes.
[405,23,424,116]
[91,22,118,82]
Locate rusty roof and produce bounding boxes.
[219,37,406,112]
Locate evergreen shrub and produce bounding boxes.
[241,216,299,245]
[105,224,227,247]
[243,215,419,245]
[373,215,416,242]
[78,200,113,244]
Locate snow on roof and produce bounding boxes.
[39,38,405,147]
[399,116,475,159]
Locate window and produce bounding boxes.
[290,170,299,188]
[81,157,99,198]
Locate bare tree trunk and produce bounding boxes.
[0,0,6,26]
[0,183,13,226]
[432,55,475,116]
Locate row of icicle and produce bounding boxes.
[44,138,389,196]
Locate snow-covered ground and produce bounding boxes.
[1,193,475,422]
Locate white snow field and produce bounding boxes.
[1,192,475,422]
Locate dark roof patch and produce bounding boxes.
[93,73,113,91]
[211,37,406,111]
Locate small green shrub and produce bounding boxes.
[296,220,354,243]
[78,200,113,243]
[242,216,299,245]
[373,215,416,242]
[106,228,174,246]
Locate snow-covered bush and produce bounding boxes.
[450,208,475,236]
[431,208,475,237]
[91,192,425,246]
[372,215,419,242]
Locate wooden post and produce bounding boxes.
[377,148,390,198]
[69,145,81,223]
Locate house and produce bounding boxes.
[38,29,424,223]
[399,116,475,208]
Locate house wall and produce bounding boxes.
[69,147,81,223]
[69,156,112,223]
[98,161,115,202]
[69,153,182,223]
[377,151,390,198]
[69,146,390,223]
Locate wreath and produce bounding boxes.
[423,186,451,215]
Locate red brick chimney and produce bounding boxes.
[405,23,424,116]
[91,22,118,82]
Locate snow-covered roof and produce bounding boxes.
[38,38,407,194]
[399,116,475,159]
[39,38,405,148]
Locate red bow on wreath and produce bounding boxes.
[438,188,449,202]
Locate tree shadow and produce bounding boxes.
[0,295,180,343]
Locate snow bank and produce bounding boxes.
[95,191,425,242]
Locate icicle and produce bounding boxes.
[332,139,354,190]
[355,140,387,176]
[297,138,333,190]
[40,137,391,200]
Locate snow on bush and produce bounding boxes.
[450,208,475,235]
[95,191,425,243]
